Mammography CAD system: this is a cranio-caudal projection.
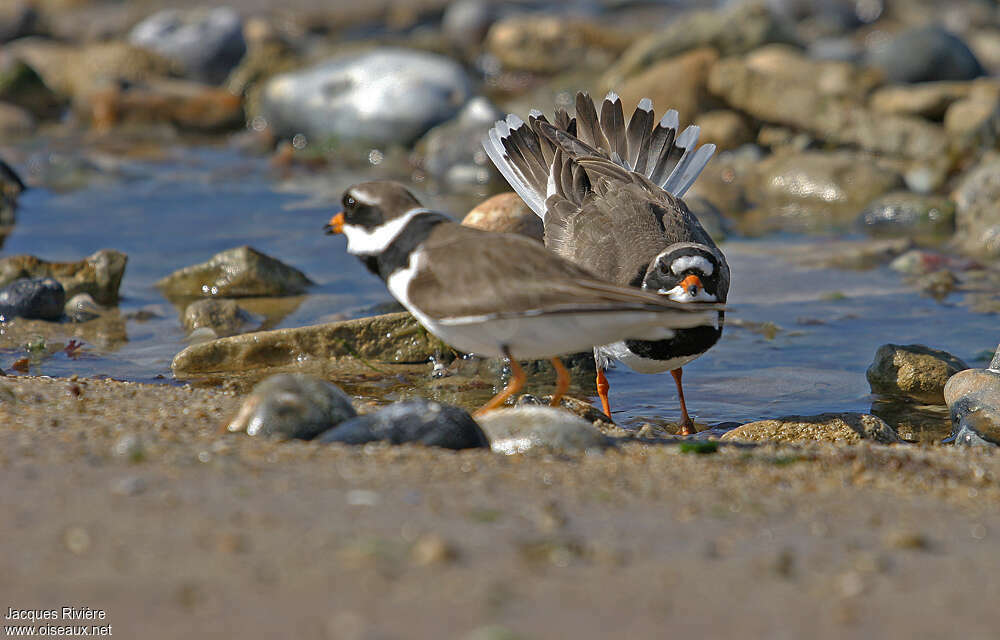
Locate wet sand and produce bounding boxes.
[2,375,999,638]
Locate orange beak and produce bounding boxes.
[679,274,703,297]
[324,211,345,235]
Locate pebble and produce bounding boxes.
[856,191,955,238]
[461,192,543,242]
[226,373,356,440]
[476,406,611,454]
[410,533,457,566]
[64,293,103,323]
[110,475,147,496]
[257,48,472,147]
[183,298,257,336]
[156,246,312,299]
[128,7,246,84]
[416,96,503,188]
[63,526,91,555]
[866,25,984,84]
[866,344,969,405]
[0,249,127,306]
[720,413,899,444]
[0,277,65,321]
[316,398,488,450]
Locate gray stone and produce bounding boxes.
[720,413,899,444]
[867,26,984,84]
[951,154,1000,258]
[944,392,1000,447]
[0,249,126,306]
[257,48,472,147]
[461,192,543,242]
[225,373,356,440]
[605,2,798,86]
[156,246,312,299]
[183,298,257,336]
[64,293,103,323]
[477,406,611,454]
[442,0,495,51]
[867,344,969,405]
[856,191,955,238]
[0,277,64,321]
[316,398,488,450]
[416,96,503,187]
[129,7,246,84]
[944,367,1000,408]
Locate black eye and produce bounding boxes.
[342,194,356,210]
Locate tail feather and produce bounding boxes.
[483,91,715,219]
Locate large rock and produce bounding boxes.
[708,47,950,161]
[415,96,503,188]
[951,154,1000,257]
[461,192,543,242]
[0,249,126,306]
[866,26,984,84]
[604,2,797,86]
[256,48,473,147]
[721,413,899,444]
[945,367,1000,409]
[129,7,246,85]
[945,393,1000,447]
[156,246,312,299]
[867,344,969,404]
[0,277,64,321]
[748,150,902,230]
[225,373,356,440]
[0,53,64,119]
[172,312,445,375]
[316,398,488,450]
[615,48,719,128]
[477,406,611,454]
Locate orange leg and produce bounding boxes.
[672,367,695,435]
[474,348,525,416]
[596,368,611,417]
[549,357,570,407]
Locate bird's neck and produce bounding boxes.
[365,212,450,281]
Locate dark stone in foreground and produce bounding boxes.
[226,373,356,440]
[0,277,64,320]
[317,399,488,450]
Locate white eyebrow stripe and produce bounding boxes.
[350,187,380,206]
[670,255,714,277]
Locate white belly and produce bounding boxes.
[597,341,703,374]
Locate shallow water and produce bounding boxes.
[1,142,993,427]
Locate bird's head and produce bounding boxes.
[641,244,724,303]
[325,181,425,255]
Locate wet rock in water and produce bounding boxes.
[0,102,34,137]
[856,191,955,238]
[720,413,899,444]
[225,373,356,440]
[477,406,611,454]
[0,2,37,44]
[183,298,258,337]
[172,312,444,375]
[0,277,64,321]
[694,109,753,152]
[64,293,103,323]
[157,246,312,299]
[129,7,246,84]
[867,344,969,405]
[316,398,488,450]
[869,82,973,120]
[945,393,1000,446]
[944,359,1000,409]
[888,249,976,276]
[257,48,472,147]
[461,192,543,242]
[708,47,948,162]
[615,48,719,128]
[0,53,64,119]
[84,78,244,132]
[749,150,902,230]
[951,154,1000,258]
[0,249,126,306]
[416,96,503,188]
[866,26,984,84]
[604,2,797,86]
[870,398,952,445]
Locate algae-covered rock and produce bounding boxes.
[867,344,969,405]
[0,249,126,305]
[157,246,312,299]
[721,413,899,444]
